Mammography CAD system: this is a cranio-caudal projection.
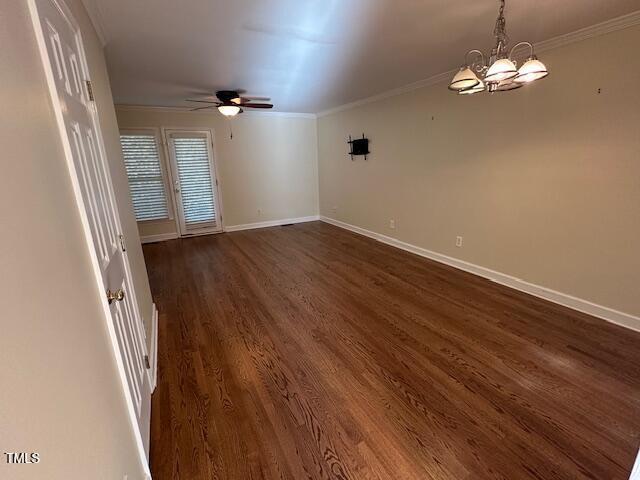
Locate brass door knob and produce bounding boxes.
[106,288,125,304]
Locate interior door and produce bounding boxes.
[29,0,152,469]
[165,130,223,236]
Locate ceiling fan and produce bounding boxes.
[187,90,273,116]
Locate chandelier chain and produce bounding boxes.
[493,0,509,53]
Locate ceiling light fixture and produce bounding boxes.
[449,0,548,95]
[218,104,241,117]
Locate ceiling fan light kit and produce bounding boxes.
[218,104,242,117]
[187,90,273,116]
[449,0,549,96]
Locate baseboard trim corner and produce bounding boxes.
[140,232,179,244]
[319,216,640,333]
[225,215,320,233]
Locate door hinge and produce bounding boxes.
[144,355,151,370]
[85,80,95,101]
[119,234,126,252]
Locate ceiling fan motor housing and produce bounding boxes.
[217,90,241,103]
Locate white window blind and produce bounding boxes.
[120,133,169,221]
[172,136,217,229]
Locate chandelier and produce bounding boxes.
[448,0,549,95]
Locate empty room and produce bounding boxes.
[3,0,640,479]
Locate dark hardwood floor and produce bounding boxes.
[144,221,640,480]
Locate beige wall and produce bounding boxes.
[0,1,149,479]
[115,107,319,238]
[318,25,640,319]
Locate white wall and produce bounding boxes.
[0,1,149,478]
[317,25,640,323]
[115,107,319,238]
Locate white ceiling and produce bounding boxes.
[88,0,640,113]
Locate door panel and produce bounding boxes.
[29,0,152,468]
[165,130,223,236]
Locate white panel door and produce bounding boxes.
[29,0,152,470]
[165,130,223,236]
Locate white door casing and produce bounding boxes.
[163,129,223,236]
[630,448,640,479]
[28,0,152,475]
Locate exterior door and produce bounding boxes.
[165,129,223,236]
[29,0,152,472]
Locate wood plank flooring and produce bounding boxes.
[144,221,640,480]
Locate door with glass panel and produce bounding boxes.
[164,129,223,236]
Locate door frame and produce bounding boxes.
[631,448,640,479]
[27,0,151,477]
[160,127,225,236]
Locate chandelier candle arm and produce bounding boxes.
[465,49,487,71]
[449,0,549,95]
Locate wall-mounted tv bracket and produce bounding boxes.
[348,134,370,161]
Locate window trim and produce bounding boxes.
[119,127,175,223]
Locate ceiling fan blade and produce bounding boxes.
[239,96,271,102]
[190,105,216,111]
[187,99,220,104]
[242,103,274,109]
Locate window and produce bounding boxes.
[120,130,170,222]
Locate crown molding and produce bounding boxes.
[318,70,455,118]
[114,104,317,119]
[535,9,640,53]
[317,10,640,117]
[81,0,108,47]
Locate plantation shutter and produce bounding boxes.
[120,133,169,221]
[171,135,218,230]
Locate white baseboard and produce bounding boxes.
[140,216,321,241]
[225,215,320,233]
[147,303,158,393]
[320,216,640,333]
[140,232,179,244]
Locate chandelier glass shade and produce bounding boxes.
[449,0,548,95]
[484,58,518,83]
[514,58,549,83]
[459,79,486,96]
[448,67,480,91]
[495,79,522,92]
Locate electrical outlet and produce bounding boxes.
[257,208,262,216]
[456,236,463,247]
[389,219,396,229]
[332,206,338,213]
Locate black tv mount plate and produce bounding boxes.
[348,134,370,160]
